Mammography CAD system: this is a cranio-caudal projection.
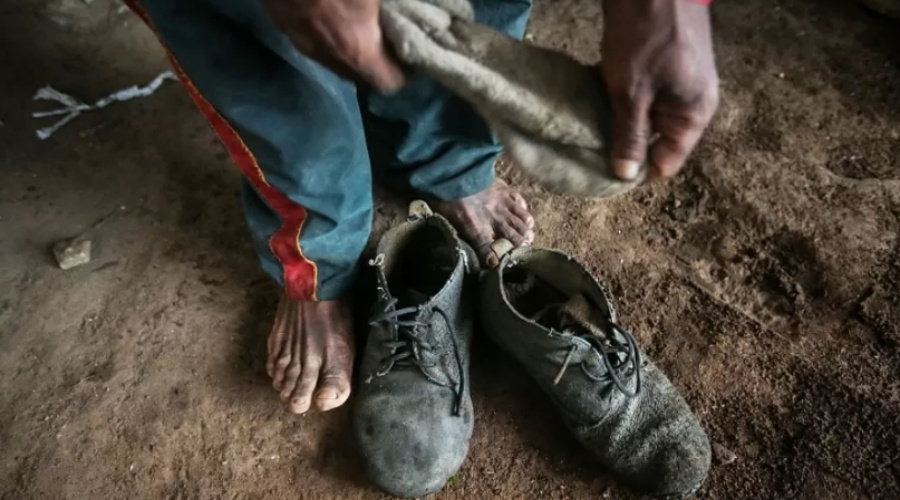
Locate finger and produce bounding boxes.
[648,125,704,178]
[310,40,405,92]
[294,19,405,92]
[286,30,360,83]
[352,38,406,93]
[649,90,718,177]
[609,89,653,180]
[305,47,360,83]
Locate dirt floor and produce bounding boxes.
[1,0,899,499]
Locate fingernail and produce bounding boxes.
[487,255,500,268]
[315,388,339,401]
[613,160,640,180]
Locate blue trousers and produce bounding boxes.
[129,0,532,301]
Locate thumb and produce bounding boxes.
[353,26,407,94]
[358,48,406,93]
[609,92,652,181]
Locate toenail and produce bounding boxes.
[316,388,339,401]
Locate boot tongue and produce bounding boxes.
[532,294,627,366]
[532,294,610,339]
[556,294,612,341]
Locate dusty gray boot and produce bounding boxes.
[353,201,478,498]
[481,243,711,499]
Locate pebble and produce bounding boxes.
[53,238,92,270]
[713,442,738,466]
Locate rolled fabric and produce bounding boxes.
[380,0,645,198]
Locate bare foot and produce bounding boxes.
[431,179,535,267]
[267,295,355,414]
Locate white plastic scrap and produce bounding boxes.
[32,70,176,140]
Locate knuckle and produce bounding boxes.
[616,122,650,152]
[333,35,366,67]
[275,356,292,368]
[683,109,708,130]
[695,74,720,111]
[680,95,717,131]
[610,80,649,106]
[624,122,648,141]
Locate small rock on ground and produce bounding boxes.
[713,443,738,466]
[53,238,92,270]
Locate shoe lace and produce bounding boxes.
[367,263,467,416]
[552,322,642,399]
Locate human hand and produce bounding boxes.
[262,0,406,92]
[601,0,719,180]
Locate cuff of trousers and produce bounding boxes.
[419,154,497,202]
[280,266,357,302]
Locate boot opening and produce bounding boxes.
[503,265,568,320]
[388,223,459,305]
[500,249,615,329]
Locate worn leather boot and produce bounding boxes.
[353,201,479,497]
[481,243,711,499]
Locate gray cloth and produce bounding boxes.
[380,0,644,198]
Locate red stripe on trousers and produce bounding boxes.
[125,0,318,301]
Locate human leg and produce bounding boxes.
[362,0,537,265]
[128,0,370,412]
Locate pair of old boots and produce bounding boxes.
[354,202,711,499]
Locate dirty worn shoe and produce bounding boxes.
[480,244,711,499]
[353,201,478,498]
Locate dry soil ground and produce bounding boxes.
[1,0,899,499]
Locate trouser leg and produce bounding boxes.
[128,0,373,300]
[362,0,534,200]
